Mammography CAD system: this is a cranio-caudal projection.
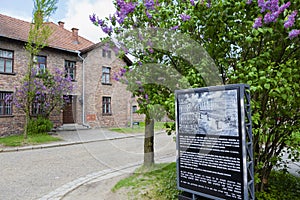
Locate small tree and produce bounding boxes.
[22,0,57,138]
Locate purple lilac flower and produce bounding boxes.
[190,0,195,6]
[145,94,148,100]
[149,48,154,53]
[264,12,277,23]
[145,0,155,10]
[101,26,113,34]
[113,73,120,81]
[97,18,104,26]
[278,2,291,13]
[119,68,127,77]
[116,14,125,24]
[146,11,152,19]
[147,40,153,48]
[288,29,300,39]
[253,17,263,28]
[258,0,279,13]
[171,25,179,30]
[180,14,191,22]
[89,14,96,24]
[115,0,136,24]
[284,10,298,29]
[136,81,142,85]
[269,0,279,12]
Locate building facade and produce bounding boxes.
[0,14,141,137]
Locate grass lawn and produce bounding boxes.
[112,162,300,200]
[0,134,61,147]
[112,162,180,200]
[109,122,173,134]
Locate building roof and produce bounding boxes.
[0,13,94,52]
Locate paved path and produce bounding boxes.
[0,128,298,200]
[0,128,176,200]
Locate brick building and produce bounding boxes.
[0,14,141,137]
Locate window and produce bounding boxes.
[0,49,13,73]
[102,66,111,84]
[132,105,138,113]
[65,60,76,80]
[102,49,111,58]
[34,55,46,75]
[32,94,45,116]
[102,97,111,114]
[0,92,12,116]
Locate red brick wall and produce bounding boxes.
[0,38,80,136]
[83,44,139,128]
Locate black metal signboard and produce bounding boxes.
[176,84,254,200]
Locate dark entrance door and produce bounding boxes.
[63,95,75,124]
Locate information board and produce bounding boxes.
[176,84,254,200]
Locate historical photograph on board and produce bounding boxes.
[177,89,239,136]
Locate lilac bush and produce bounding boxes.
[9,67,74,118]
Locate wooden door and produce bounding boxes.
[63,96,75,124]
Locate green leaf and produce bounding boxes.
[264,83,270,90]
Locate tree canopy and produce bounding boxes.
[92,0,300,191]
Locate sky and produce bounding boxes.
[0,0,116,43]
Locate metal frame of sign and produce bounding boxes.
[176,84,254,200]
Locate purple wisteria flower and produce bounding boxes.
[180,14,191,22]
[253,17,263,29]
[288,29,300,39]
[284,10,298,29]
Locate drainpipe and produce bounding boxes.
[77,51,89,128]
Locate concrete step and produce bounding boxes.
[56,124,90,131]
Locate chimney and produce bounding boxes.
[58,21,65,28]
[71,28,79,44]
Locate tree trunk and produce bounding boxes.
[144,115,154,167]
[23,108,30,139]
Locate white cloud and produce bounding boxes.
[61,0,115,43]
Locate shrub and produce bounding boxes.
[27,117,53,135]
[256,170,300,200]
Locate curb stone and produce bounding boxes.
[0,131,166,153]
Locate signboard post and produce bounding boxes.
[176,84,254,200]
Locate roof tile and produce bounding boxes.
[0,13,94,52]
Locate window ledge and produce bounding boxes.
[102,83,112,86]
[0,72,16,76]
[102,113,112,116]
